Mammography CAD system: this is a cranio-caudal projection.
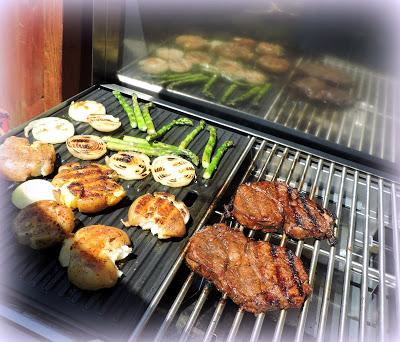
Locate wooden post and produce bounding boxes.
[0,0,63,129]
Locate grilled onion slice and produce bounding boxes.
[68,101,106,122]
[11,179,56,209]
[24,117,74,144]
[87,114,121,132]
[66,135,107,160]
[106,152,151,180]
[151,156,196,187]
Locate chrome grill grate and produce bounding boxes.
[129,138,400,342]
[265,56,400,164]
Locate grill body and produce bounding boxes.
[2,2,399,339]
[0,84,399,342]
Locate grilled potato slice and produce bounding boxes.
[52,162,126,214]
[126,192,189,239]
[12,200,75,249]
[59,225,132,290]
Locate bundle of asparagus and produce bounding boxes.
[112,90,157,134]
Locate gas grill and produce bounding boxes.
[1,84,399,341]
[1,1,399,341]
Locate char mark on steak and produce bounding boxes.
[185,224,312,313]
[231,181,336,244]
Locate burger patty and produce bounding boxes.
[185,224,312,313]
[232,181,335,244]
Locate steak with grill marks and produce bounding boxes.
[231,181,335,244]
[232,181,284,232]
[185,224,312,313]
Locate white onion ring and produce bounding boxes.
[87,114,121,132]
[68,101,106,122]
[106,152,151,180]
[24,117,75,144]
[151,156,195,187]
[66,135,107,160]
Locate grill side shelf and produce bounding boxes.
[0,86,252,340]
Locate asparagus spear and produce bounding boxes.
[201,126,217,168]
[142,102,156,134]
[178,120,206,149]
[123,135,198,161]
[201,74,218,98]
[104,137,199,165]
[146,117,193,141]
[155,72,194,80]
[168,75,209,89]
[160,73,204,85]
[220,83,238,104]
[228,86,261,106]
[112,90,137,128]
[251,83,272,106]
[132,95,147,132]
[203,140,234,179]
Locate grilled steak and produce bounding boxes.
[296,62,353,87]
[232,181,335,244]
[232,181,284,232]
[185,224,312,313]
[292,77,353,107]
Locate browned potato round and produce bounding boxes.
[12,200,75,250]
[59,225,132,290]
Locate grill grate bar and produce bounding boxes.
[226,147,293,342]
[179,284,211,342]
[391,184,400,321]
[153,273,195,342]
[272,95,292,123]
[339,170,360,342]
[378,179,386,342]
[368,78,382,155]
[390,87,397,162]
[272,159,324,342]
[348,68,368,149]
[380,81,390,159]
[359,175,371,342]
[249,150,303,342]
[316,166,347,342]
[294,162,336,342]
